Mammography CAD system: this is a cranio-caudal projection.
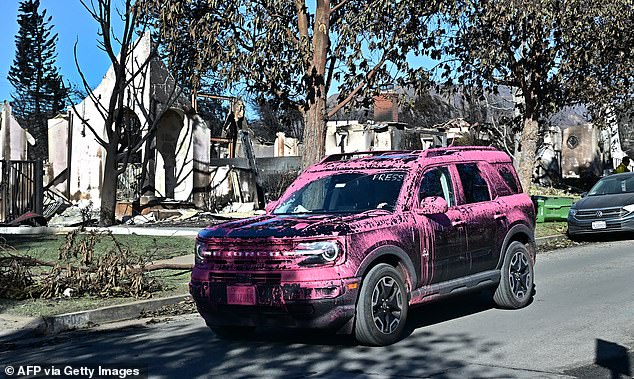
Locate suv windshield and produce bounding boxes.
[274,171,406,215]
[588,174,634,196]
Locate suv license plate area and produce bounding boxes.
[592,221,607,230]
[227,286,256,305]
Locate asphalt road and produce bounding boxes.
[1,239,633,378]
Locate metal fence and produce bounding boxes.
[0,160,43,224]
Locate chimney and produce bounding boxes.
[373,92,398,122]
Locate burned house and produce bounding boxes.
[325,93,470,154]
[536,106,632,185]
[47,33,211,210]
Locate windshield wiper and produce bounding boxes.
[357,208,392,216]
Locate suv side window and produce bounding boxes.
[419,167,455,207]
[456,163,491,204]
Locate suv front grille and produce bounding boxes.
[575,207,624,220]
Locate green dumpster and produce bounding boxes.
[532,196,574,223]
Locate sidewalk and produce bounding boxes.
[0,210,258,236]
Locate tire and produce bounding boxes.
[207,323,255,340]
[494,241,534,309]
[354,263,408,346]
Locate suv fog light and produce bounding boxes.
[313,286,341,299]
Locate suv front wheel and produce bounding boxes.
[354,263,408,346]
[494,241,534,309]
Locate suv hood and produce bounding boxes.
[199,212,389,239]
[574,193,634,209]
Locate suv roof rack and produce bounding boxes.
[319,146,498,163]
[319,150,417,163]
[422,146,497,158]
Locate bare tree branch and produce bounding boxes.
[327,53,389,118]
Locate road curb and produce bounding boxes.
[535,234,569,245]
[11,294,193,338]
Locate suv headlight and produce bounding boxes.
[195,242,204,265]
[288,241,342,266]
[569,208,578,216]
[623,204,634,215]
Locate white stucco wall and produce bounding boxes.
[325,121,374,155]
[1,102,28,161]
[325,121,405,155]
[47,115,69,193]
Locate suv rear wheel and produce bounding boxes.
[354,263,408,346]
[494,241,534,309]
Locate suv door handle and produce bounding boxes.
[451,219,466,227]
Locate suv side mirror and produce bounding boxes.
[417,196,448,215]
[580,192,588,198]
[265,200,278,213]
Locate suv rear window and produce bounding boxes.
[494,163,521,195]
[456,163,491,204]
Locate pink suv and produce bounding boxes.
[190,147,536,346]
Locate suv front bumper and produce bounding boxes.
[190,277,360,332]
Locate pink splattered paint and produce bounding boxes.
[191,147,536,330]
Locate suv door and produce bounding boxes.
[485,161,524,264]
[414,165,468,283]
[454,162,499,275]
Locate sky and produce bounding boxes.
[0,0,125,103]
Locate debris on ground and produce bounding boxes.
[537,239,587,253]
[529,184,581,197]
[123,209,257,228]
[139,297,196,319]
[124,213,156,225]
[145,317,171,325]
[9,212,47,227]
[0,230,164,300]
[116,198,258,227]
[48,200,99,227]
[221,202,255,213]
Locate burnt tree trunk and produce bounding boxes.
[99,75,126,226]
[100,143,119,226]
